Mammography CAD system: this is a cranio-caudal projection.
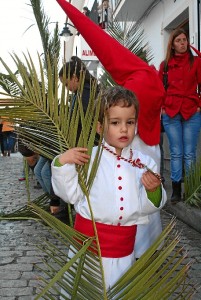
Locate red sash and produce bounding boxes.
[74,214,137,258]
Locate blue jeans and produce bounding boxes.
[162,112,201,182]
[34,156,51,194]
[3,131,15,151]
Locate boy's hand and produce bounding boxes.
[141,171,161,192]
[58,148,90,165]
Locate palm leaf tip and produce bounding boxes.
[184,157,201,207]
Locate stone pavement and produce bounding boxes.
[0,152,201,299]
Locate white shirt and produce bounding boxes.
[51,141,167,289]
[52,142,166,225]
[132,135,163,257]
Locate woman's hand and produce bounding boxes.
[50,206,61,214]
[141,171,161,192]
[58,148,90,166]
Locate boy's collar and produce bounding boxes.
[102,140,132,157]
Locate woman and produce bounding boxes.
[59,56,98,103]
[159,28,201,204]
[44,56,99,216]
[97,0,112,29]
[0,117,15,157]
[59,56,99,143]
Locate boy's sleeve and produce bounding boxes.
[54,157,63,167]
[51,156,84,205]
[136,151,167,215]
[146,186,162,208]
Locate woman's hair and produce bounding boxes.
[83,6,90,16]
[164,28,194,67]
[59,56,97,84]
[98,85,139,124]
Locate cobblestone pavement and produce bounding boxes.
[0,153,201,299]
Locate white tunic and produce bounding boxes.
[133,135,163,258]
[51,142,167,289]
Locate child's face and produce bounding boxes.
[97,103,137,155]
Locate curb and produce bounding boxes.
[164,201,201,233]
[163,169,201,234]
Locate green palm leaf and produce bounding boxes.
[107,21,152,61]
[184,157,201,207]
[28,0,60,79]
[0,70,20,96]
[0,0,60,98]
[16,203,196,299]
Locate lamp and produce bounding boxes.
[59,22,75,41]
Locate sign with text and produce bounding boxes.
[78,37,98,61]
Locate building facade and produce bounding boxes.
[112,0,201,68]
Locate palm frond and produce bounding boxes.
[108,21,153,62]
[0,0,60,97]
[0,54,67,158]
[29,202,104,300]
[28,0,61,73]
[0,51,103,197]
[0,194,50,220]
[0,70,20,96]
[20,205,196,299]
[184,157,201,207]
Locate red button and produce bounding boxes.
[120,207,124,210]
[118,176,122,180]
[118,186,122,190]
[117,156,121,160]
[117,164,121,168]
[117,223,121,226]
[120,197,124,201]
[119,216,123,220]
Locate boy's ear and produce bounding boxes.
[96,121,102,134]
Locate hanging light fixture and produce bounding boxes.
[59,22,75,41]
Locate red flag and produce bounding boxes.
[56,0,165,145]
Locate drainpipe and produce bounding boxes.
[197,0,200,50]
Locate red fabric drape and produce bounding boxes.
[74,214,137,258]
[56,0,165,145]
[190,45,201,58]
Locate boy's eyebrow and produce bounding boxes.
[108,117,136,120]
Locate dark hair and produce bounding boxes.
[98,86,139,124]
[59,56,96,85]
[164,28,194,67]
[83,6,90,16]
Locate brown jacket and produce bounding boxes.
[0,117,14,132]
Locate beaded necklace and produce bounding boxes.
[102,144,162,181]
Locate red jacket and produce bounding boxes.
[159,52,201,120]
[56,0,165,146]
